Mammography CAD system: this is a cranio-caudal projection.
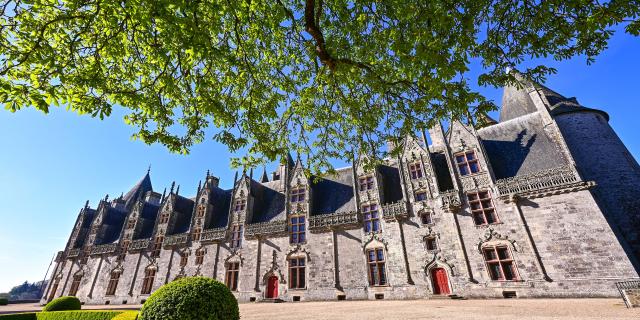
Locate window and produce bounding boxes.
[409,163,423,179]
[415,191,427,202]
[233,199,246,212]
[289,215,306,244]
[230,225,243,248]
[118,240,130,261]
[425,236,438,251]
[455,150,480,176]
[196,205,206,218]
[420,211,433,225]
[195,248,205,265]
[80,248,90,265]
[290,188,306,203]
[363,204,381,233]
[467,191,498,226]
[483,246,518,281]
[105,272,120,296]
[179,252,188,267]
[192,227,202,241]
[367,248,387,286]
[289,257,306,289]
[151,236,164,257]
[159,212,170,224]
[68,274,82,296]
[126,219,136,229]
[141,268,156,294]
[48,279,60,302]
[358,176,375,191]
[225,262,240,291]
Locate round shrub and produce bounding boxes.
[139,277,238,320]
[0,298,8,305]
[42,296,81,312]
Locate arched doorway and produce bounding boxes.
[266,276,278,298]
[430,268,450,295]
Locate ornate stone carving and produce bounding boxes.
[477,228,519,253]
[67,248,80,258]
[424,252,457,277]
[361,233,388,252]
[164,233,189,247]
[382,201,408,222]
[439,190,461,211]
[224,251,245,267]
[460,174,491,191]
[55,251,64,262]
[495,166,584,197]
[244,220,287,239]
[200,227,227,242]
[262,250,286,284]
[129,239,150,251]
[90,243,117,255]
[308,211,359,232]
[286,244,312,261]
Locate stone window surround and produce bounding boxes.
[233,199,246,212]
[454,150,481,176]
[467,190,500,226]
[225,262,240,291]
[366,247,388,287]
[288,256,306,290]
[289,215,306,244]
[230,224,243,249]
[363,204,382,234]
[358,175,375,191]
[482,245,520,281]
[290,187,306,203]
[409,162,424,180]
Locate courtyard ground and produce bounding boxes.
[1,298,638,319]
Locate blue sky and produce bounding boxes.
[0,30,638,293]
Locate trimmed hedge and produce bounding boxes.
[42,297,81,312]
[111,311,138,320]
[0,311,124,320]
[139,277,239,320]
[0,298,8,305]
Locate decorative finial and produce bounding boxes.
[206,169,210,178]
[170,181,175,193]
[147,164,151,174]
[197,180,202,193]
[161,187,167,201]
[104,194,109,202]
[85,200,90,208]
[175,184,180,196]
[249,168,253,180]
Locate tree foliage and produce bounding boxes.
[1,0,638,171]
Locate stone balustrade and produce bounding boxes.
[495,166,579,196]
[90,243,118,255]
[129,239,150,251]
[309,211,359,232]
[201,227,227,242]
[382,201,408,221]
[164,233,189,247]
[244,220,288,239]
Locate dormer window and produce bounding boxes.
[420,211,433,225]
[159,212,169,224]
[415,191,427,202]
[409,163,423,179]
[233,199,246,212]
[192,227,202,241]
[195,248,205,265]
[196,205,206,218]
[126,219,136,229]
[179,252,188,267]
[425,236,438,251]
[455,150,480,176]
[290,188,306,203]
[358,176,375,191]
[363,204,381,233]
[230,225,243,249]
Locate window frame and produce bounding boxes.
[467,191,499,226]
[159,212,170,224]
[195,248,205,265]
[358,176,375,191]
[288,257,306,290]
[179,252,188,267]
[151,235,164,258]
[105,271,121,296]
[196,205,206,218]
[366,248,387,286]
[409,162,424,180]
[420,211,433,225]
[230,225,243,249]
[425,236,438,251]
[141,268,156,295]
[363,204,381,233]
[192,226,202,241]
[225,262,240,291]
[289,215,306,244]
[482,245,519,281]
[233,199,246,212]
[415,191,428,202]
[290,188,306,203]
[68,274,82,296]
[454,150,481,176]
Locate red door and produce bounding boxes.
[266,276,278,298]
[431,268,450,295]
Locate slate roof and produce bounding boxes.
[207,187,232,229]
[378,165,403,204]
[250,180,286,223]
[479,112,568,179]
[310,167,356,215]
[135,202,160,239]
[123,172,153,210]
[168,195,195,234]
[99,207,128,244]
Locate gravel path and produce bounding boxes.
[2,298,638,319]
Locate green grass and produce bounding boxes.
[0,310,136,320]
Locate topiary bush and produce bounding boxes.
[111,311,138,320]
[139,277,238,320]
[0,313,36,320]
[0,298,8,305]
[42,296,81,312]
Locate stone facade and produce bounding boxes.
[41,78,640,305]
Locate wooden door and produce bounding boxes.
[267,276,278,298]
[431,268,450,295]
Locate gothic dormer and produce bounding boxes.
[230,172,253,225]
[447,119,496,193]
[399,135,437,202]
[288,158,310,215]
